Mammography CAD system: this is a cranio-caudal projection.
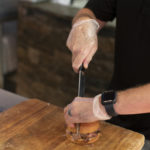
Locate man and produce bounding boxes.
[64,0,150,139]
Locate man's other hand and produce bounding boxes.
[64,97,99,127]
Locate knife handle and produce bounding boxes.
[78,64,85,97]
[79,64,85,72]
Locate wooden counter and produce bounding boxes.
[0,99,145,150]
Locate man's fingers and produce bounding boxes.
[72,51,79,71]
[64,106,69,114]
[66,29,74,50]
[64,104,71,115]
[72,42,97,72]
[65,114,75,128]
[65,112,77,127]
[84,46,97,69]
[64,104,76,127]
[72,49,90,72]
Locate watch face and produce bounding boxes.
[102,91,116,105]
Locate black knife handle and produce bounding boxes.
[78,64,85,97]
[79,64,85,72]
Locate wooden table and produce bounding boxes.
[0,99,145,150]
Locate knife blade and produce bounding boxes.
[76,64,85,136]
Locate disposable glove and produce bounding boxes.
[64,95,111,128]
[66,19,100,73]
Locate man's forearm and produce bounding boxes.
[114,84,150,115]
[72,8,106,29]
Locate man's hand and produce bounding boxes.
[64,96,110,128]
[66,19,99,73]
[64,97,98,127]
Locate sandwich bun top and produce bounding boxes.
[67,121,100,134]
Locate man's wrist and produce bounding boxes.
[98,96,111,116]
[93,94,111,120]
[72,14,95,25]
[113,91,124,115]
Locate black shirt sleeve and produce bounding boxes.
[85,0,117,21]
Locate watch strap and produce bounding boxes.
[101,91,118,117]
[104,103,118,117]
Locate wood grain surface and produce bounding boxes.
[0,99,145,150]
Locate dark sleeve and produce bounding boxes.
[85,0,117,21]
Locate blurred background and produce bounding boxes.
[1,0,115,107]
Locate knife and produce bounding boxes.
[76,64,85,136]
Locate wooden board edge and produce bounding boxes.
[26,98,62,108]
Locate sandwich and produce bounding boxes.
[66,121,101,144]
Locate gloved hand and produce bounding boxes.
[66,19,100,73]
[64,95,111,128]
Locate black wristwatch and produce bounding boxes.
[101,90,118,117]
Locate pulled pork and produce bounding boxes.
[67,130,100,142]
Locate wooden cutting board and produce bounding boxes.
[0,99,145,150]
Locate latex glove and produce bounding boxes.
[66,19,100,73]
[64,95,111,128]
